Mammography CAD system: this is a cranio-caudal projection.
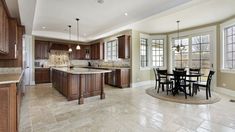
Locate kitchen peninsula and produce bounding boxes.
[52,67,111,104]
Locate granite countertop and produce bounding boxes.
[0,72,24,85]
[52,67,111,74]
[81,66,130,70]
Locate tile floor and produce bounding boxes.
[20,84,235,132]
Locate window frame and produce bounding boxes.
[140,38,149,68]
[220,18,235,73]
[104,39,118,61]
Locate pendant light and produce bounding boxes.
[172,20,185,52]
[76,18,81,50]
[68,25,72,52]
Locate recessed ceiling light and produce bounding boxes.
[42,26,46,29]
[124,13,128,16]
[97,0,104,4]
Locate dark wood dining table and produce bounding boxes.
[161,72,204,96]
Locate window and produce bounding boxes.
[152,39,164,67]
[172,34,211,81]
[105,40,118,61]
[224,25,235,69]
[140,38,148,67]
[192,35,211,80]
[172,38,189,68]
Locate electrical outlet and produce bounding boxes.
[222,83,226,87]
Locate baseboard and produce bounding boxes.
[214,87,235,97]
[131,80,155,88]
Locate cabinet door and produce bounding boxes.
[118,35,130,59]
[35,40,49,59]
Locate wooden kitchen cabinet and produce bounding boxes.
[0,0,9,54]
[116,69,130,88]
[0,76,24,132]
[35,68,51,84]
[90,42,103,60]
[117,35,130,59]
[35,40,49,59]
[105,68,130,88]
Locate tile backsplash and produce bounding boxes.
[0,67,22,74]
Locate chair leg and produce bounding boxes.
[184,87,187,99]
[162,84,165,91]
[167,84,169,95]
[157,83,160,93]
[206,87,209,100]
[208,87,211,97]
[189,84,191,96]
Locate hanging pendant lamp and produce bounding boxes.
[68,25,72,52]
[76,18,81,50]
[172,20,185,52]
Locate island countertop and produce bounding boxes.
[0,72,24,85]
[52,67,111,74]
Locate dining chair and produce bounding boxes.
[186,68,201,95]
[157,69,173,95]
[153,68,159,90]
[175,67,186,71]
[192,71,215,100]
[173,70,190,99]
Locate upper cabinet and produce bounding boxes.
[35,40,49,59]
[117,35,130,59]
[0,0,9,54]
[90,42,103,60]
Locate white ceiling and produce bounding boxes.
[32,0,191,42]
[9,0,235,42]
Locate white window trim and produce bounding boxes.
[104,39,118,62]
[139,33,151,70]
[220,18,235,74]
[150,35,167,69]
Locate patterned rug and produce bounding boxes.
[146,88,221,104]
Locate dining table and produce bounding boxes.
[161,72,204,96]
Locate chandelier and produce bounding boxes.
[172,20,185,52]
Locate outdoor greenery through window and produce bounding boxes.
[152,39,164,67]
[140,38,148,67]
[105,40,118,61]
[224,25,235,69]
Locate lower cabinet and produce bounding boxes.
[105,69,130,88]
[0,77,24,132]
[35,68,51,84]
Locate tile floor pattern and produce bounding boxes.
[20,84,235,132]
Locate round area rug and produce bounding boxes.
[146,88,221,104]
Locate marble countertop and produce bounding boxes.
[0,72,24,85]
[52,67,111,74]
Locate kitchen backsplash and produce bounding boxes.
[0,67,22,74]
[35,50,130,68]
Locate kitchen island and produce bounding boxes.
[51,67,111,104]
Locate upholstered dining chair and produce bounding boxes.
[192,71,215,100]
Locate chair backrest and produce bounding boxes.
[173,70,187,86]
[175,67,186,71]
[157,69,167,81]
[189,68,200,74]
[206,71,215,88]
[189,68,201,81]
[153,68,159,80]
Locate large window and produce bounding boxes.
[105,40,118,61]
[140,38,148,67]
[172,38,189,68]
[224,25,235,69]
[172,34,211,80]
[152,39,164,67]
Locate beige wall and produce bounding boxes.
[131,16,235,91]
[131,30,153,84]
